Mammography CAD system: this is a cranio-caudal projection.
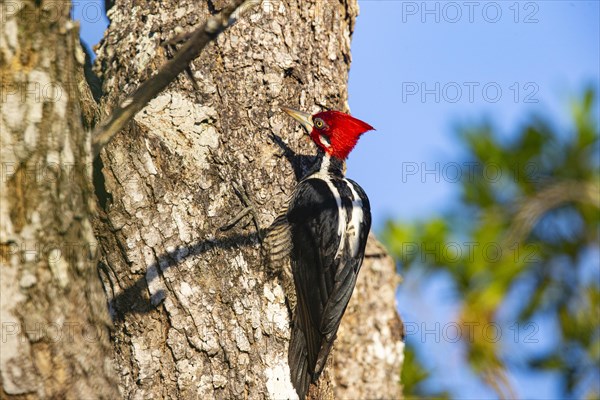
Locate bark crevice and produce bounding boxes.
[1,0,405,398]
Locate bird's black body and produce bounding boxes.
[266,107,374,399]
[281,151,371,398]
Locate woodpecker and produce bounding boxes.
[265,106,374,399]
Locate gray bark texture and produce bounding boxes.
[1,0,404,399]
[93,0,404,398]
[0,1,118,398]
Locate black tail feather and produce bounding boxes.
[289,325,311,399]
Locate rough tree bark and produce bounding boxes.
[93,1,403,398]
[1,0,403,398]
[0,1,118,398]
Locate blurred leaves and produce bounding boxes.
[401,345,450,399]
[389,88,599,398]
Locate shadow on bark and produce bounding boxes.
[105,231,263,321]
[104,132,315,321]
[269,133,318,182]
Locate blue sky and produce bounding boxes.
[346,1,599,398]
[76,1,599,398]
[348,0,600,229]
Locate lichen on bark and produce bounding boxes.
[0,1,118,398]
[88,0,404,399]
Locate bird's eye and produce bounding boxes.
[314,118,325,129]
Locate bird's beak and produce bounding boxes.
[281,106,313,133]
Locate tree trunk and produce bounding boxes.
[93,0,403,398]
[1,0,403,398]
[0,1,118,398]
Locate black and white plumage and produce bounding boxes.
[265,107,374,399]
[287,154,371,398]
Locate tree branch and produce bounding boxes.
[91,0,247,157]
[504,180,600,245]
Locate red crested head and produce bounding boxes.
[310,110,374,159]
[281,107,374,160]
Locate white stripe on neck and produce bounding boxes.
[318,152,331,177]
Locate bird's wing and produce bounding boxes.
[264,208,293,270]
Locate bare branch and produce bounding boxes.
[91,0,247,157]
[504,180,600,245]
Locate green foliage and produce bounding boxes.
[387,89,599,398]
[401,345,450,399]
